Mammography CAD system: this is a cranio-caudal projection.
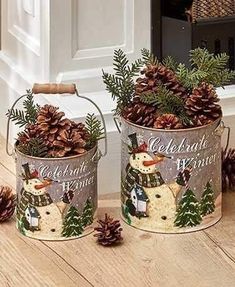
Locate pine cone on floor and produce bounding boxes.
[94,214,123,246]
[154,114,183,129]
[0,186,16,222]
[222,148,235,191]
[122,98,157,127]
[135,64,188,100]
[36,105,71,147]
[52,124,88,157]
[185,82,222,126]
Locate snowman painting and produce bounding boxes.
[17,163,75,239]
[122,133,192,232]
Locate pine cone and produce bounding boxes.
[52,123,88,157]
[135,64,187,100]
[154,114,183,129]
[122,98,157,127]
[18,124,40,144]
[185,82,222,126]
[0,186,16,222]
[94,214,123,246]
[222,148,235,192]
[36,105,71,147]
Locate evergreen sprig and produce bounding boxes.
[140,85,192,126]
[176,63,208,89]
[162,56,178,71]
[7,90,39,127]
[141,48,159,66]
[85,113,105,148]
[102,49,143,114]
[24,90,40,124]
[17,138,48,157]
[177,48,235,88]
[7,109,28,128]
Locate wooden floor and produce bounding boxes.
[1,138,235,287]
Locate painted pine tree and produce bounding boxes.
[174,188,202,227]
[200,182,215,216]
[62,206,84,237]
[82,198,93,228]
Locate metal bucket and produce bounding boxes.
[7,83,107,241]
[115,117,229,234]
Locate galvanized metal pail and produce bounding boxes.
[6,83,107,241]
[115,117,229,234]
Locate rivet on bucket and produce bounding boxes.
[119,117,224,234]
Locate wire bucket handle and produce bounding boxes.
[6,83,107,162]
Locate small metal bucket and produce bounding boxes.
[6,83,107,241]
[115,116,229,234]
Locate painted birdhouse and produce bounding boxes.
[25,206,40,230]
[130,185,149,216]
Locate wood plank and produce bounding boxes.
[203,192,235,262]
[0,220,92,287]
[44,202,235,287]
[0,138,15,175]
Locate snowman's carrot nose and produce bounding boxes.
[34,180,52,190]
[143,157,163,166]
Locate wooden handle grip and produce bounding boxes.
[32,83,76,94]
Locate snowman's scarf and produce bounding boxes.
[123,164,165,195]
[18,190,53,216]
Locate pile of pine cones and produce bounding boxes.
[18,104,89,158]
[122,64,221,129]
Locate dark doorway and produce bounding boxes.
[151,0,235,72]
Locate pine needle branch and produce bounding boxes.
[140,85,192,125]
[17,138,48,157]
[85,113,105,148]
[7,90,39,127]
[23,90,39,124]
[189,48,235,87]
[7,109,28,128]
[102,49,143,115]
[141,48,159,66]
[162,56,178,71]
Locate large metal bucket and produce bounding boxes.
[115,117,229,234]
[7,83,107,241]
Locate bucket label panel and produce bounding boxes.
[16,149,97,240]
[121,119,222,233]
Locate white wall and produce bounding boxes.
[0,0,151,194]
[0,0,234,194]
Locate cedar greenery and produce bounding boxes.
[140,85,192,126]
[102,49,143,115]
[177,48,235,88]
[162,55,178,71]
[6,90,39,127]
[104,47,235,129]
[141,48,159,66]
[17,138,48,158]
[85,113,105,148]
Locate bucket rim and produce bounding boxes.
[120,116,222,132]
[15,143,97,161]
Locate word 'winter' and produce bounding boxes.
[177,153,218,170]
[62,175,95,192]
